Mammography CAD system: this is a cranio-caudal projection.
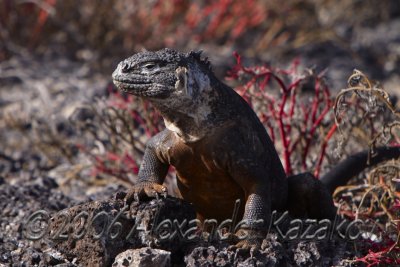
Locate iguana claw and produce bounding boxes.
[124,182,167,204]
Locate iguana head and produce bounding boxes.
[112,48,224,142]
[112,48,213,101]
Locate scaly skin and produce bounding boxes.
[112,48,400,248]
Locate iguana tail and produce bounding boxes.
[320,146,400,194]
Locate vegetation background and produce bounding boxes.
[0,0,400,266]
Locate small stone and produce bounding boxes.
[31,252,41,265]
[113,248,171,267]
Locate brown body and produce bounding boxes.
[162,128,244,221]
[153,118,288,223]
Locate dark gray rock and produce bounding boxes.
[0,176,75,266]
[47,197,196,266]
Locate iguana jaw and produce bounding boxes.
[112,69,174,98]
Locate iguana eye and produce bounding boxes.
[143,63,157,70]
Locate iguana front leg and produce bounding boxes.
[124,130,170,204]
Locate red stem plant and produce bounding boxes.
[227,52,337,177]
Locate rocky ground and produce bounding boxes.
[1,14,400,267]
[0,177,359,266]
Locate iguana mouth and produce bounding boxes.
[112,72,152,96]
[112,80,144,93]
[112,79,171,98]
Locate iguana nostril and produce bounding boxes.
[121,61,130,73]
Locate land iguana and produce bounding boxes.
[112,48,400,247]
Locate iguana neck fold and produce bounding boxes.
[148,61,232,143]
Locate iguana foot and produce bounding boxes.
[235,239,261,250]
[233,229,264,250]
[123,182,167,204]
